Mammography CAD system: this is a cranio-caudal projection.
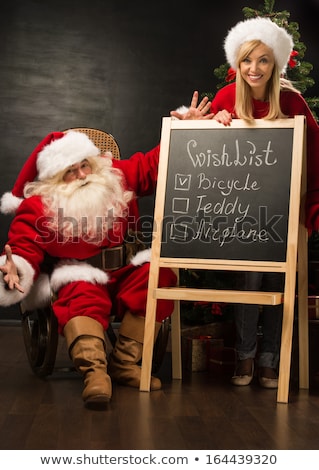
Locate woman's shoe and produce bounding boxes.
[258,367,278,389]
[231,358,254,386]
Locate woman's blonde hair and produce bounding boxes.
[234,39,300,121]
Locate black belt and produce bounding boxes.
[85,246,125,271]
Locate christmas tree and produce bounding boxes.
[207,0,319,119]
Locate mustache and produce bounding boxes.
[55,173,105,196]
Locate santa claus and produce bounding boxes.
[0,130,177,407]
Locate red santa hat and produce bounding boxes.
[0,130,101,215]
[224,17,294,73]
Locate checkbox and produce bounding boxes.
[172,198,189,214]
[170,223,188,241]
[175,173,191,191]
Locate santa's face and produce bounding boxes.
[62,159,93,182]
[41,156,132,244]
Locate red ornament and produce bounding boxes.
[226,67,236,82]
[288,50,298,69]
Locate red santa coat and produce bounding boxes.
[210,82,319,230]
[0,144,177,332]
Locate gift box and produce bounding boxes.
[208,346,236,376]
[181,321,235,345]
[181,335,224,372]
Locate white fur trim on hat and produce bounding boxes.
[50,259,109,292]
[37,131,100,180]
[130,248,151,266]
[224,17,293,73]
[0,254,35,306]
[0,192,23,215]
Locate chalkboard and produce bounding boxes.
[160,125,294,262]
[141,117,307,402]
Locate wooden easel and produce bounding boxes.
[140,117,307,404]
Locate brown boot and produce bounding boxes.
[64,316,112,406]
[108,311,162,390]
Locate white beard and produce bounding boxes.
[42,168,132,244]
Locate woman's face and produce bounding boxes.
[239,43,275,99]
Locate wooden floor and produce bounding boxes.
[0,322,319,451]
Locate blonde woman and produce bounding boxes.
[210,17,319,388]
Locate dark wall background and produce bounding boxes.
[1,0,318,318]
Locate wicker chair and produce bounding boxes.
[20,128,168,377]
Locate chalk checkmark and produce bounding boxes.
[175,173,191,190]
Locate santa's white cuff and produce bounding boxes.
[50,259,109,292]
[175,105,189,114]
[130,248,151,266]
[0,254,35,306]
[171,105,189,120]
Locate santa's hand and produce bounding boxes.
[0,244,24,293]
[170,91,215,120]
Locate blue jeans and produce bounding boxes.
[234,272,284,369]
